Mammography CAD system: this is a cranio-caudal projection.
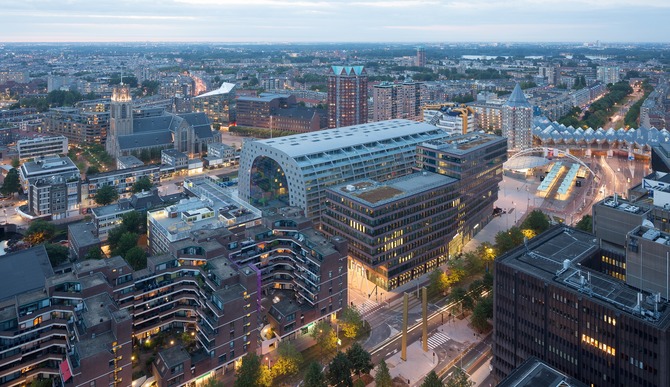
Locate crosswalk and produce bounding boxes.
[427,332,451,349]
[355,300,380,315]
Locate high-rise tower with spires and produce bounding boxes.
[327,66,368,128]
[106,84,133,158]
[502,84,533,151]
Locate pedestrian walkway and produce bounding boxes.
[356,299,381,316]
[427,332,450,350]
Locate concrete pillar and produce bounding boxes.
[401,292,408,361]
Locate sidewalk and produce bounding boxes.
[368,315,478,386]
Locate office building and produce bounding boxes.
[597,66,621,85]
[117,155,145,170]
[16,135,68,160]
[416,133,507,252]
[469,100,504,132]
[148,177,262,255]
[422,104,476,135]
[493,225,670,387]
[238,119,450,223]
[322,172,458,290]
[44,106,109,145]
[19,156,81,219]
[161,149,189,171]
[236,93,295,129]
[415,46,426,67]
[327,66,368,128]
[67,222,101,259]
[372,82,423,122]
[84,164,160,205]
[502,84,533,151]
[193,82,236,127]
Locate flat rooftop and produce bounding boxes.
[0,245,54,302]
[596,196,649,215]
[420,133,505,154]
[498,226,670,328]
[331,172,457,207]
[498,356,587,387]
[68,222,101,248]
[253,119,447,158]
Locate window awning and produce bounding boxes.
[60,360,72,382]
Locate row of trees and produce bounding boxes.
[231,341,373,387]
[94,177,153,206]
[107,211,147,270]
[558,81,633,129]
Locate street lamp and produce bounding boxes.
[265,356,271,369]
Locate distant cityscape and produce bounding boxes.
[0,41,669,387]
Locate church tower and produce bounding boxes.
[106,84,133,158]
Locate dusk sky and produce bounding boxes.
[2,0,668,43]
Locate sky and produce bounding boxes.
[1,0,668,43]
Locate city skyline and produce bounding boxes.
[2,0,669,43]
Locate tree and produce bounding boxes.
[235,353,268,387]
[25,219,57,245]
[482,272,493,291]
[272,340,302,378]
[86,166,100,175]
[521,210,550,234]
[45,243,69,266]
[311,321,337,355]
[84,247,103,260]
[125,246,147,270]
[326,352,353,387]
[421,370,443,387]
[443,367,473,387]
[1,168,21,196]
[374,359,392,387]
[346,343,373,377]
[132,176,153,193]
[471,295,493,332]
[111,232,139,258]
[575,215,593,233]
[121,211,145,234]
[10,158,20,169]
[427,268,446,297]
[494,227,525,255]
[202,377,225,387]
[304,362,327,387]
[339,306,364,339]
[94,185,119,206]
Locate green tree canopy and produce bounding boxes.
[521,210,550,234]
[125,246,147,271]
[1,168,21,196]
[494,226,525,255]
[339,306,364,339]
[45,243,69,266]
[86,166,100,175]
[131,176,153,193]
[374,359,392,387]
[272,340,302,378]
[10,158,20,169]
[471,295,493,332]
[443,367,474,387]
[345,343,373,377]
[575,215,593,233]
[25,219,57,245]
[326,352,353,387]
[111,232,139,258]
[235,353,268,387]
[427,268,447,297]
[94,185,119,206]
[304,362,327,387]
[311,321,337,356]
[421,370,443,387]
[84,247,103,260]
